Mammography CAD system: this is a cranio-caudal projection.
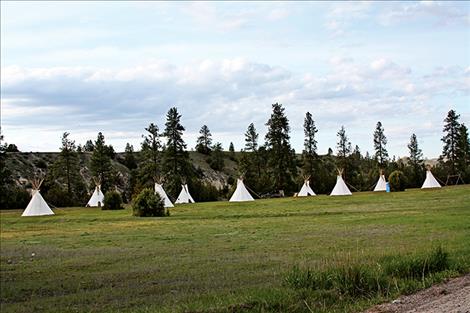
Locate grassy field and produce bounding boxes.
[1,186,469,313]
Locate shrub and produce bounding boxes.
[103,191,123,210]
[388,170,407,192]
[132,188,167,217]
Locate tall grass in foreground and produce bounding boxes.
[284,246,463,303]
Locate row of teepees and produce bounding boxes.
[21,168,443,216]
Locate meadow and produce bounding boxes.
[1,185,469,313]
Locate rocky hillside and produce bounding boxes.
[5,151,239,191]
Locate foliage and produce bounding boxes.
[407,133,424,187]
[302,111,318,180]
[122,143,137,170]
[102,190,123,210]
[208,142,224,171]
[456,123,470,178]
[84,140,94,152]
[264,103,297,193]
[162,107,193,197]
[132,188,167,217]
[5,144,19,152]
[90,132,114,192]
[441,110,461,174]
[373,121,389,167]
[195,125,212,154]
[228,142,235,160]
[336,126,352,170]
[388,170,407,192]
[140,123,162,184]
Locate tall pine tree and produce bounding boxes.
[336,126,352,170]
[302,112,318,178]
[123,143,137,170]
[90,132,113,192]
[441,110,461,174]
[373,121,389,167]
[407,133,424,187]
[55,132,81,194]
[141,123,162,183]
[195,125,212,154]
[265,103,296,193]
[162,107,192,197]
[456,124,470,176]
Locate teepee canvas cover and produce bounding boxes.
[373,171,387,192]
[22,179,54,217]
[229,179,254,202]
[175,184,195,204]
[155,182,174,207]
[298,176,316,196]
[87,178,104,207]
[330,169,352,196]
[421,169,441,189]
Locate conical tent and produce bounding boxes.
[154,182,174,207]
[87,178,104,207]
[175,184,195,204]
[22,179,54,217]
[373,171,387,192]
[330,169,352,196]
[298,176,316,196]
[421,170,441,189]
[229,179,254,202]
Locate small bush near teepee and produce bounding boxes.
[132,188,168,217]
[103,191,124,210]
[388,171,407,192]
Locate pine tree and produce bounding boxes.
[229,142,235,160]
[162,107,192,197]
[456,123,470,174]
[245,123,259,152]
[55,132,80,194]
[141,123,161,181]
[244,123,262,179]
[407,133,424,187]
[84,140,94,152]
[441,110,461,174]
[373,121,389,167]
[265,103,297,192]
[195,125,212,154]
[123,143,137,170]
[209,142,224,170]
[302,112,318,178]
[90,132,113,192]
[336,126,352,169]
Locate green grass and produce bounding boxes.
[1,185,469,313]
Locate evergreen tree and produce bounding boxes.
[336,126,352,169]
[228,142,235,160]
[265,103,297,192]
[55,132,80,195]
[456,123,470,175]
[0,132,12,208]
[195,125,212,154]
[245,123,259,151]
[123,143,137,170]
[90,132,113,192]
[302,112,318,178]
[373,121,389,167]
[441,110,461,174]
[141,123,162,181]
[407,133,424,187]
[162,107,192,197]
[84,140,94,152]
[208,142,224,170]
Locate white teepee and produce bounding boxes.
[229,178,254,202]
[298,176,316,196]
[22,179,54,217]
[373,171,387,192]
[330,169,352,196]
[155,182,174,207]
[87,177,104,207]
[421,169,441,189]
[175,184,195,204]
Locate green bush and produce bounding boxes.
[103,191,123,210]
[132,188,168,217]
[388,170,407,192]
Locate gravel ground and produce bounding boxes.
[365,274,470,313]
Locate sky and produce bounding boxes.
[1,1,469,158]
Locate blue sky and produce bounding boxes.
[1,1,469,158]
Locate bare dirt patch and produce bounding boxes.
[365,274,470,313]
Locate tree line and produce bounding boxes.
[0,106,468,209]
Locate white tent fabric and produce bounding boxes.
[298,180,316,196]
[87,187,104,207]
[22,190,54,217]
[155,183,174,207]
[229,179,254,202]
[373,175,387,192]
[421,170,442,189]
[330,175,352,196]
[175,184,195,204]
